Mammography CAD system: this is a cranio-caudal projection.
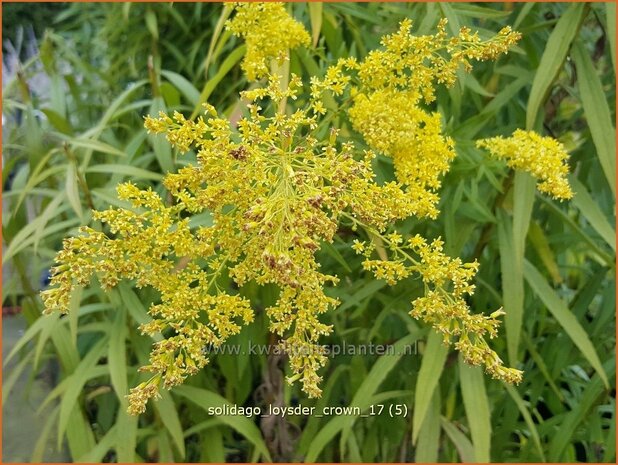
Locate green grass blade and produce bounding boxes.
[57,338,108,448]
[161,70,200,106]
[572,41,617,194]
[115,405,138,462]
[504,383,546,461]
[308,2,323,47]
[571,177,616,251]
[412,330,448,444]
[190,45,246,120]
[523,260,609,388]
[458,356,491,462]
[154,391,186,458]
[441,416,475,462]
[85,164,164,181]
[606,3,616,72]
[548,362,615,460]
[108,304,128,404]
[498,210,524,365]
[305,334,419,462]
[415,388,442,462]
[75,425,117,463]
[526,3,586,129]
[174,385,271,461]
[65,407,96,460]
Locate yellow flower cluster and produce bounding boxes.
[42,17,563,415]
[348,90,455,218]
[344,19,520,218]
[45,73,422,412]
[350,226,522,383]
[476,129,573,200]
[226,2,310,81]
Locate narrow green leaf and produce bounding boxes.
[68,138,126,157]
[145,8,159,40]
[175,385,271,461]
[412,330,448,443]
[108,304,128,404]
[33,190,68,252]
[57,339,108,448]
[191,45,246,119]
[119,284,163,342]
[526,3,586,129]
[606,3,616,73]
[31,406,60,462]
[548,362,615,460]
[85,164,163,181]
[41,107,73,135]
[154,391,186,458]
[441,416,475,462]
[504,384,546,461]
[65,163,83,220]
[459,356,491,462]
[65,405,96,460]
[75,425,117,463]
[572,42,616,194]
[115,405,138,462]
[528,221,563,285]
[571,177,616,251]
[415,388,441,462]
[2,351,35,404]
[161,70,200,106]
[308,2,323,47]
[305,334,419,462]
[524,260,609,388]
[320,241,352,273]
[498,210,523,365]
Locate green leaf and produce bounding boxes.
[191,45,246,120]
[504,383,546,461]
[161,70,200,106]
[305,334,420,462]
[148,96,175,173]
[174,385,271,461]
[75,425,117,463]
[41,107,73,135]
[412,330,448,444]
[441,416,475,462]
[606,3,616,71]
[320,241,352,273]
[57,338,108,448]
[85,164,163,181]
[415,388,441,462]
[308,2,323,47]
[67,138,126,157]
[31,406,60,462]
[572,42,617,194]
[154,391,186,458]
[145,8,159,40]
[65,163,83,220]
[570,177,616,251]
[459,356,491,462]
[523,260,609,388]
[65,404,96,460]
[115,405,138,462]
[108,304,128,404]
[548,361,615,460]
[526,2,586,129]
[528,220,563,285]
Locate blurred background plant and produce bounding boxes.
[2,2,615,463]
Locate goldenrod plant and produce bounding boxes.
[3,2,615,462]
[43,2,569,414]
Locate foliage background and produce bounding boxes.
[2,2,616,462]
